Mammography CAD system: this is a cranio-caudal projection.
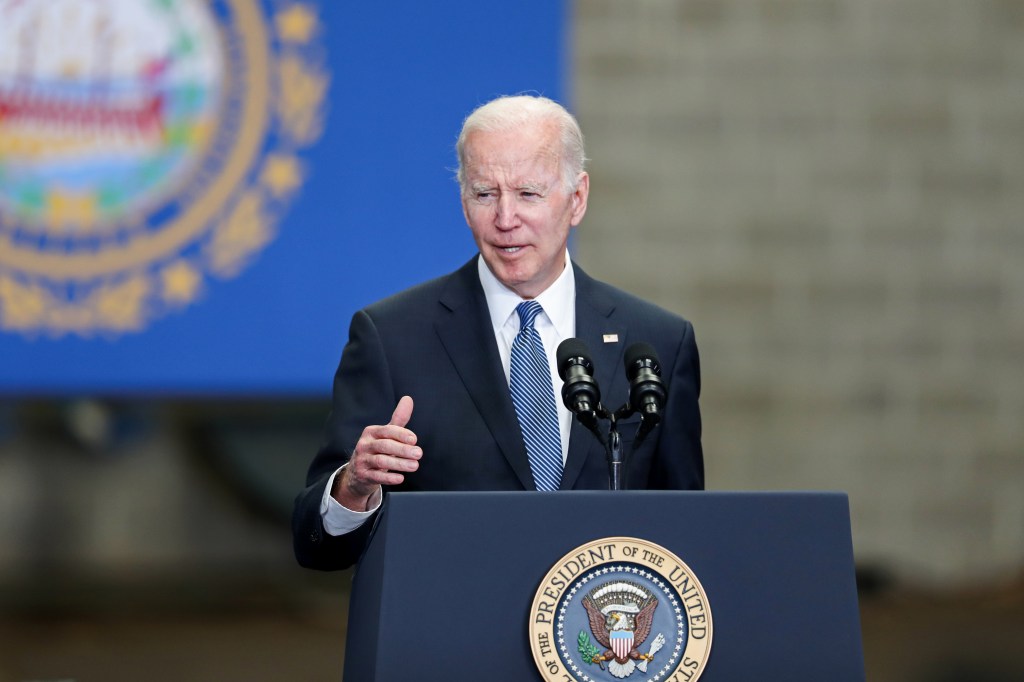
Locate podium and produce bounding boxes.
[343,491,864,681]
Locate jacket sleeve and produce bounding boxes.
[292,310,397,570]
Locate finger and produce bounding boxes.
[367,436,422,461]
[354,425,421,459]
[350,450,419,491]
[361,423,418,447]
[389,395,414,428]
[343,464,404,494]
[365,451,420,474]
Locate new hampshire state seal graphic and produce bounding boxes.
[0,0,328,335]
[531,537,713,682]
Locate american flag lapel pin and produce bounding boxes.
[602,334,619,343]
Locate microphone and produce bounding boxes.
[624,343,666,445]
[556,338,601,417]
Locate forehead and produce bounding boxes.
[462,122,562,181]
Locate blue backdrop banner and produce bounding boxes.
[0,0,567,395]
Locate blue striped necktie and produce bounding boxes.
[509,301,563,491]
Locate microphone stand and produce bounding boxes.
[607,416,624,491]
[577,403,640,492]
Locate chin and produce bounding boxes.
[492,264,530,287]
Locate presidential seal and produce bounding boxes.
[0,0,328,335]
[530,537,713,682]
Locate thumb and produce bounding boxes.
[389,395,414,428]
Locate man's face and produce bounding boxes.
[461,121,589,300]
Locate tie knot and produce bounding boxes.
[516,300,544,331]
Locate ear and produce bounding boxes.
[569,172,589,227]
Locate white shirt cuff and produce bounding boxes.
[319,465,383,536]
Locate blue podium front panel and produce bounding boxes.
[346,491,864,681]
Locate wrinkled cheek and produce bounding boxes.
[466,206,496,226]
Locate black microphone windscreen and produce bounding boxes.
[624,342,660,374]
[557,338,593,380]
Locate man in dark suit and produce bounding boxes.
[293,95,703,571]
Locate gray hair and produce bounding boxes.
[455,95,587,195]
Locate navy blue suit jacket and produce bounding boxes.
[293,257,703,570]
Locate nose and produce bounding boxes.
[495,193,519,230]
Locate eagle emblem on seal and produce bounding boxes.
[580,580,666,679]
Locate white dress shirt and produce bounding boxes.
[477,253,575,463]
[321,253,577,535]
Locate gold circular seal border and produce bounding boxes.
[529,536,713,682]
[0,0,268,280]
[0,1,327,335]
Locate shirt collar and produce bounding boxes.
[478,252,575,336]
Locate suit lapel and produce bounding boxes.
[561,266,627,490]
[434,258,535,490]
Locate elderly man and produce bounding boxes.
[293,95,703,570]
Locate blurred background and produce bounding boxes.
[1,1,1022,680]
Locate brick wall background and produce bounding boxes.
[572,0,1024,585]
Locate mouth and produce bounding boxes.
[497,245,525,254]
